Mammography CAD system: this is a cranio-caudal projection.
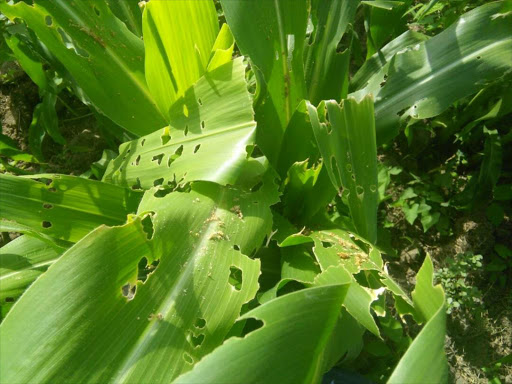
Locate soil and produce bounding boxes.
[385,201,512,383]
[0,63,108,176]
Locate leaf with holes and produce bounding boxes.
[0,174,279,383]
[143,0,219,119]
[0,173,142,242]
[220,0,308,164]
[173,284,351,384]
[304,0,359,104]
[308,95,379,244]
[0,0,166,136]
[103,58,260,190]
[352,1,512,144]
[0,235,64,317]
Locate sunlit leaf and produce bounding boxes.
[0,174,142,242]
[103,58,260,189]
[220,0,308,164]
[143,0,218,119]
[308,96,379,243]
[0,175,279,383]
[174,285,351,384]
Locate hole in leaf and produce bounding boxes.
[141,138,146,147]
[233,244,240,251]
[193,144,201,154]
[161,128,171,145]
[195,318,206,329]
[198,98,203,106]
[141,213,154,240]
[201,121,205,129]
[131,178,142,190]
[154,188,173,198]
[48,187,57,192]
[322,241,334,248]
[251,181,263,192]
[45,15,53,26]
[240,317,264,337]
[153,178,164,187]
[57,28,89,58]
[396,106,410,117]
[229,266,243,291]
[42,221,52,228]
[135,155,141,166]
[152,153,164,165]
[168,145,183,167]
[93,6,100,16]
[190,333,205,348]
[183,353,194,365]
[184,125,189,136]
[43,203,53,209]
[137,257,160,282]
[5,297,15,303]
[477,55,481,60]
[121,283,136,300]
[249,145,264,158]
[277,280,305,297]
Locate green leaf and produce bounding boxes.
[311,229,383,273]
[494,184,512,201]
[487,203,505,227]
[351,30,429,91]
[105,0,142,37]
[281,161,336,223]
[304,0,359,104]
[403,202,419,225]
[0,133,37,163]
[0,0,166,136]
[220,0,308,164]
[207,23,235,72]
[354,1,512,144]
[388,254,448,383]
[173,285,351,384]
[476,129,502,200]
[0,175,278,383]
[315,265,381,337]
[421,211,440,232]
[361,1,405,11]
[143,0,218,119]
[3,30,49,90]
[0,174,142,242]
[103,58,260,189]
[276,101,319,177]
[0,235,63,308]
[308,96,379,244]
[259,245,321,304]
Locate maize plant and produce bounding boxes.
[0,0,511,383]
